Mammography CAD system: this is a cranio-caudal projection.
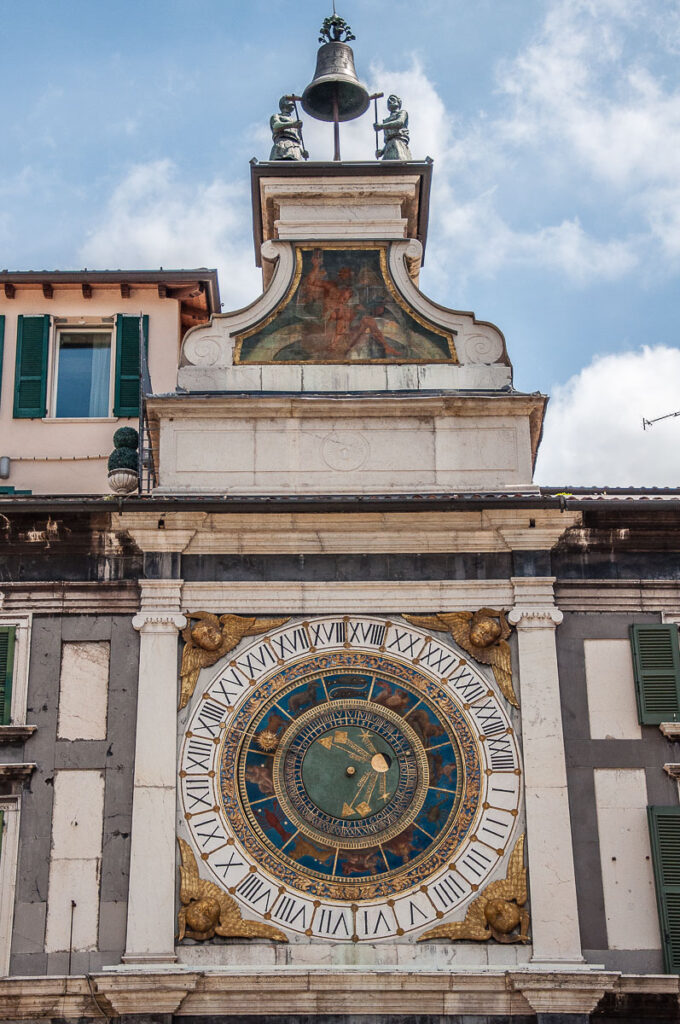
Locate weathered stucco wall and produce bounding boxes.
[10,615,139,975]
[557,611,679,973]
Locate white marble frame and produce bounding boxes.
[0,613,32,726]
[0,796,21,976]
[120,576,583,968]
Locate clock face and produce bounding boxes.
[180,616,521,942]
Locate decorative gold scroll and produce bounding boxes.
[403,610,519,708]
[179,613,290,710]
[177,838,287,942]
[417,834,529,944]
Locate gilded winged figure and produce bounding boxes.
[417,835,529,943]
[177,838,287,942]
[403,609,518,708]
[179,612,289,710]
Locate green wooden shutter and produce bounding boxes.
[630,624,680,724]
[0,626,16,725]
[114,314,148,417]
[13,315,49,418]
[0,315,5,406]
[649,807,680,974]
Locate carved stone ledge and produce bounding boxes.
[664,763,680,778]
[660,722,680,740]
[0,763,36,780]
[0,725,36,744]
[510,971,619,1016]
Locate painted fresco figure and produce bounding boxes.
[374,95,412,161]
[270,97,308,161]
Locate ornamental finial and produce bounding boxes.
[319,13,356,44]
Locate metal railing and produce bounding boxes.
[137,315,157,494]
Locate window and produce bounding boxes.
[13,313,147,419]
[630,624,680,724]
[0,627,15,726]
[648,806,680,974]
[53,329,111,418]
[0,617,29,727]
[0,315,5,406]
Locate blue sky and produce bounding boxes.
[3,0,680,484]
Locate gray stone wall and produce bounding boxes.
[10,615,139,975]
[556,611,679,973]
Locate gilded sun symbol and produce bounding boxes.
[256,729,279,752]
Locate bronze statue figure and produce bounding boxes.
[374,94,411,161]
[270,96,309,161]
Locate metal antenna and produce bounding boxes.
[332,0,336,13]
[642,409,680,430]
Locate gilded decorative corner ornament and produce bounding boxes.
[179,612,290,710]
[418,834,529,944]
[177,838,287,942]
[403,609,519,708]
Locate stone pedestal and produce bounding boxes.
[509,577,583,966]
[122,580,185,964]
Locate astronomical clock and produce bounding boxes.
[178,614,525,944]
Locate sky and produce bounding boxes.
[2,0,680,485]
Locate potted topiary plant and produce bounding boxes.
[108,427,139,494]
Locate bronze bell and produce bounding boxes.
[301,40,370,124]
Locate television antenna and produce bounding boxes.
[642,408,680,430]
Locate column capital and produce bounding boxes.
[132,612,186,633]
[509,576,563,628]
[508,605,563,628]
[134,579,185,632]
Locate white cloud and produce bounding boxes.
[535,345,680,485]
[78,159,260,310]
[496,0,680,263]
[78,0,680,304]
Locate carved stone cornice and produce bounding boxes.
[660,722,680,740]
[0,763,36,781]
[510,972,619,1015]
[0,726,36,744]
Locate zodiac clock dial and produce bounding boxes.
[180,615,521,942]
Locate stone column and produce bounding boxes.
[123,580,185,964]
[508,577,583,966]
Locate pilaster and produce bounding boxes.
[508,577,584,966]
[122,580,185,965]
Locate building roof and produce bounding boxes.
[0,268,222,329]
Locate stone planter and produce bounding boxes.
[108,468,138,495]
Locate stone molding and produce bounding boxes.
[180,240,294,372]
[3,969,671,1019]
[510,971,619,1015]
[557,580,680,613]
[508,606,564,628]
[509,577,563,628]
[0,763,35,781]
[0,582,139,614]
[389,239,509,368]
[133,579,186,632]
[180,579,516,614]
[660,722,680,740]
[116,509,580,556]
[0,725,36,744]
